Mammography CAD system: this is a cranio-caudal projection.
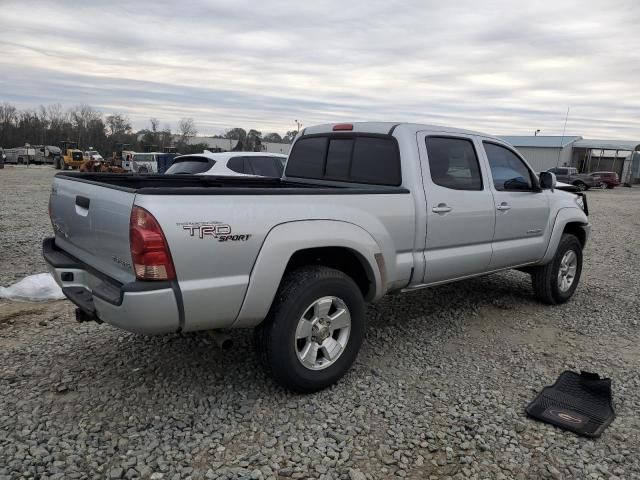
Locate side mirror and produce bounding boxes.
[540,171,556,191]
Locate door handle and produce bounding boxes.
[75,195,90,209]
[496,202,511,211]
[432,203,452,214]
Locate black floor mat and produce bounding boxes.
[526,371,615,437]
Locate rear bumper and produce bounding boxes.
[43,237,181,334]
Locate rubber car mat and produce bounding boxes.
[526,370,615,437]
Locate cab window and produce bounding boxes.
[483,142,534,191]
[286,135,401,186]
[425,137,483,190]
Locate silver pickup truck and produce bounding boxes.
[44,122,590,392]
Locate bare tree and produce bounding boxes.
[282,130,299,143]
[70,104,101,146]
[263,132,283,143]
[160,124,172,148]
[106,113,132,137]
[0,102,18,127]
[178,117,197,144]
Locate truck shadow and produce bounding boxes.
[52,270,536,403]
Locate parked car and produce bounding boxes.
[165,151,287,177]
[44,122,590,392]
[591,171,620,189]
[129,152,179,174]
[547,167,600,190]
[83,149,104,163]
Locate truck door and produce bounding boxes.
[418,133,495,284]
[480,141,550,269]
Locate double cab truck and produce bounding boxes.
[44,122,590,392]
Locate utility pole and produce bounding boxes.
[295,120,302,133]
[534,129,540,136]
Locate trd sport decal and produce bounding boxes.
[177,221,251,242]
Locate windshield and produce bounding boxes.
[133,154,154,162]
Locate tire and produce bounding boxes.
[572,181,587,191]
[607,184,615,189]
[138,166,148,174]
[255,266,366,393]
[600,183,607,189]
[54,158,61,170]
[531,233,583,305]
[62,161,69,170]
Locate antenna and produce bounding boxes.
[556,107,570,167]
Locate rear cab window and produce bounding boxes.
[286,134,401,186]
[165,156,215,174]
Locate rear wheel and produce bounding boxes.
[572,181,587,191]
[255,266,365,393]
[531,233,582,304]
[138,166,148,174]
[54,158,61,170]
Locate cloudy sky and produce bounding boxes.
[1,0,638,138]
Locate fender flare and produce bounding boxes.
[539,207,589,265]
[232,220,383,328]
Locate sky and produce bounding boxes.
[0,0,639,139]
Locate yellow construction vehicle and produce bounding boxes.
[56,141,84,170]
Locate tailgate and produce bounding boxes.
[49,176,137,284]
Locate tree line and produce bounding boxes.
[0,102,297,156]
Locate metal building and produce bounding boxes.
[501,135,640,183]
[499,136,582,172]
[571,139,640,183]
[261,142,291,154]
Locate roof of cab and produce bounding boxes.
[302,122,505,142]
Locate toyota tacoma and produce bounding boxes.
[44,122,590,392]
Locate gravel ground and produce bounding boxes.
[1,165,639,480]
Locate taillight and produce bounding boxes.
[333,123,353,131]
[129,206,176,280]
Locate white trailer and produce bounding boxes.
[4,147,35,164]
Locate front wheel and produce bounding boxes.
[573,181,587,191]
[255,266,365,393]
[531,233,583,304]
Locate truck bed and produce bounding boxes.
[55,172,409,195]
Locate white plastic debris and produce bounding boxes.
[0,273,65,302]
